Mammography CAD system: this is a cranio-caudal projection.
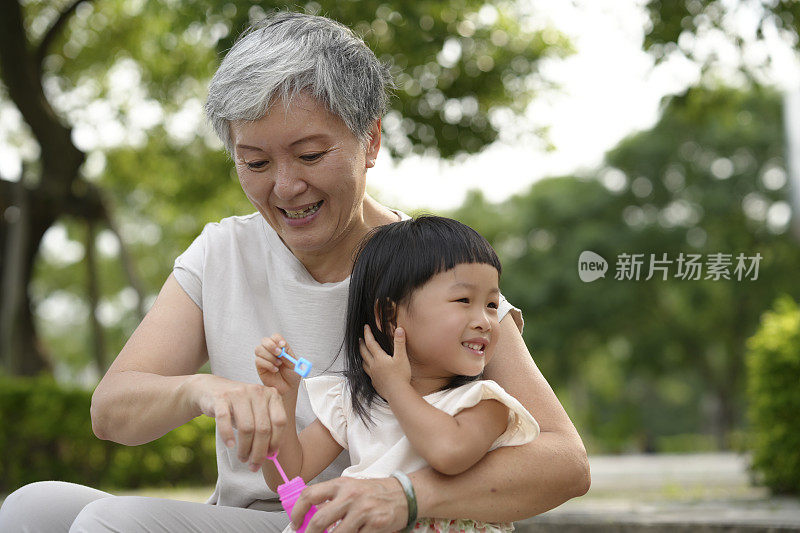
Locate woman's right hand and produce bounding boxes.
[184,374,288,472]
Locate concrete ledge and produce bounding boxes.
[510,453,800,533]
[513,496,800,532]
[516,519,800,532]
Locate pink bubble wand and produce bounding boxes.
[266,452,325,533]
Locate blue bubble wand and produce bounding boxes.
[279,347,313,378]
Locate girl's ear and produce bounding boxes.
[373,298,398,335]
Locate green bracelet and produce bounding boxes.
[390,471,417,532]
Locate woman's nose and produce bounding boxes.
[272,163,308,199]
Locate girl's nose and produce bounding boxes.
[472,308,492,330]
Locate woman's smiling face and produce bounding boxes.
[230,92,380,261]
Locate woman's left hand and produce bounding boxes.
[289,476,408,533]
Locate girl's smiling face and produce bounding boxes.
[395,263,501,393]
[230,92,380,266]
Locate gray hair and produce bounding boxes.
[206,11,394,155]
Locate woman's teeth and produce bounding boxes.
[462,342,484,352]
[283,201,322,218]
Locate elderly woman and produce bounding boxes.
[0,11,589,532]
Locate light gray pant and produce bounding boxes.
[0,481,290,532]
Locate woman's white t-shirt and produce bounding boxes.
[172,211,524,510]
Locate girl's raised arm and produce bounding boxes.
[255,336,344,490]
[362,326,510,475]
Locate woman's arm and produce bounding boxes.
[290,314,590,532]
[91,273,290,473]
[90,274,210,444]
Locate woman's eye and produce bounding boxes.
[245,160,268,170]
[300,151,326,162]
[455,298,469,303]
[488,302,499,309]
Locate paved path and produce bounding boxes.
[518,453,800,531]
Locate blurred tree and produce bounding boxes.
[602,85,800,448]
[0,0,570,377]
[453,85,800,451]
[644,0,800,77]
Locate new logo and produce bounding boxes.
[578,251,608,282]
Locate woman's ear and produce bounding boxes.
[365,119,381,169]
[373,297,397,335]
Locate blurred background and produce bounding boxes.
[1,0,799,506]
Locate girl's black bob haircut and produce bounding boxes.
[343,215,502,425]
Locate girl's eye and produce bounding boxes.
[455,298,469,303]
[245,160,268,170]
[488,302,499,309]
[300,151,326,162]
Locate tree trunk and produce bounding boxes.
[85,219,107,373]
[1,186,58,375]
[1,178,53,375]
[0,0,90,376]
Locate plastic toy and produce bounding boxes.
[278,347,313,378]
[266,452,324,533]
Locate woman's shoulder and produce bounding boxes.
[364,197,409,225]
[200,212,263,236]
[192,212,267,251]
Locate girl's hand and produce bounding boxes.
[360,325,412,399]
[254,333,302,396]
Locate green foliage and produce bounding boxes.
[22,0,571,159]
[644,0,800,76]
[746,296,800,495]
[9,2,800,459]
[655,433,718,454]
[0,376,217,493]
[450,84,800,453]
[453,179,709,453]
[11,0,571,380]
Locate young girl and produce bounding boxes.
[255,216,540,532]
